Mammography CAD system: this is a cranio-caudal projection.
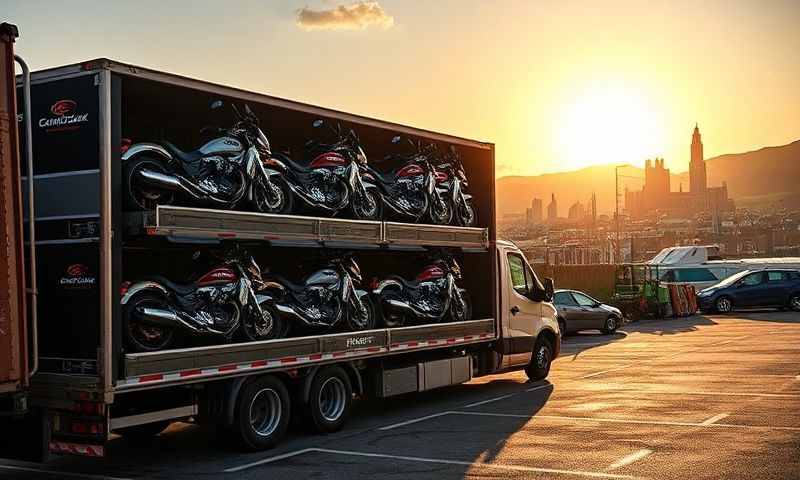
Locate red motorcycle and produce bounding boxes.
[371,256,471,327]
[120,246,286,352]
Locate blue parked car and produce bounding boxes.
[697,269,800,313]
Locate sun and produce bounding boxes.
[555,84,666,171]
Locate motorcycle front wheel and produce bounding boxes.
[123,291,176,352]
[458,199,478,227]
[252,177,293,215]
[241,302,289,342]
[346,295,377,331]
[449,290,472,323]
[351,187,383,221]
[124,156,175,211]
[428,196,453,225]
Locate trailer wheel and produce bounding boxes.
[115,421,171,441]
[234,375,290,450]
[525,336,553,381]
[303,366,352,434]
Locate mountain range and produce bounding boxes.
[496,139,800,218]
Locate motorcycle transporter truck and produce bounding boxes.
[0,46,560,459]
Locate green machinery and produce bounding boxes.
[612,263,670,319]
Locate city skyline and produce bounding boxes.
[5,0,800,176]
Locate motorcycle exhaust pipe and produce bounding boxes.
[137,306,202,333]
[384,299,439,319]
[138,169,205,200]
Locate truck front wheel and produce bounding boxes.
[302,366,353,434]
[525,337,553,381]
[234,375,290,450]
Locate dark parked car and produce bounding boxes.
[553,289,622,335]
[697,269,800,313]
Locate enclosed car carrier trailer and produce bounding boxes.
[2,57,559,459]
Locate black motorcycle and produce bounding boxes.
[362,136,452,225]
[435,146,477,227]
[122,101,291,214]
[261,120,382,220]
[120,246,286,352]
[371,255,471,327]
[258,254,376,332]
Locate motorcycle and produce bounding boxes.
[262,120,382,220]
[371,255,471,327]
[122,101,291,214]
[120,246,286,352]
[257,254,376,332]
[361,136,452,224]
[435,146,478,227]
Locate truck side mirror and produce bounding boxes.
[543,278,554,301]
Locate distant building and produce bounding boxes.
[625,124,734,218]
[547,193,558,220]
[526,197,543,224]
[568,201,585,220]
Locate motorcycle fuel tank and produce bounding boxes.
[305,269,340,286]
[197,266,237,286]
[310,152,347,169]
[416,265,446,282]
[397,164,425,178]
[199,136,243,156]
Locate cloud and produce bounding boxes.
[296,1,394,31]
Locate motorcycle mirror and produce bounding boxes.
[192,250,202,260]
[210,100,224,110]
[391,135,402,144]
[312,119,324,128]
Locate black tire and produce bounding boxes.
[252,176,293,214]
[241,303,289,342]
[789,293,800,312]
[123,292,176,353]
[234,375,291,451]
[715,296,733,314]
[346,295,377,331]
[115,421,171,442]
[124,156,175,211]
[449,289,472,323]
[302,366,353,434]
[558,318,567,337]
[602,316,619,335]
[525,336,553,381]
[352,187,383,221]
[457,199,478,227]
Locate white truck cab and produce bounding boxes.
[495,240,560,379]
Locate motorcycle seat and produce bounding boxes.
[163,141,204,164]
[145,275,198,296]
[264,274,307,294]
[273,152,312,173]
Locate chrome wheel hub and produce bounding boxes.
[319,377,346,422]
[249,388,282,437]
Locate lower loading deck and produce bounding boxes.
[118,318,495,392]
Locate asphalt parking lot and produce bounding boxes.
[2,311,799,479]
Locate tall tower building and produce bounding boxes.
[690,123,707,193]
[547,193,558,220]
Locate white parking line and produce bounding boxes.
[377,411,452,431]
[461,393,516,408]
[701,413,729,425]
[606,449,653,471]
[225,447,647,478]
[0,464,132,480]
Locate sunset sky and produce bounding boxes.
[6,0,800,176]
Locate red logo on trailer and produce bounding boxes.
[67,264,89,277]
[50,99,77,116]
